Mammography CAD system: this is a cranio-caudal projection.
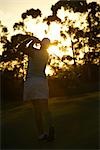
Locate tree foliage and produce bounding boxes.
[51,0,87,15]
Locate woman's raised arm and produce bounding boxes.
[17,37,41,55]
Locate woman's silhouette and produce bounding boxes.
[20,37,55,141]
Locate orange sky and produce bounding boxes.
[0,0,99,33]
[0,0,58,32]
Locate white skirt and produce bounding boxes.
[23,76,49,101]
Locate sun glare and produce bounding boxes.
[47,22,61,42]
[48,45,63,58]
[25,18,48,40]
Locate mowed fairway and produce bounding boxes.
[1,91,100,149]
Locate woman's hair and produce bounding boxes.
[41,38,50,46]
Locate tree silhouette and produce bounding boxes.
[21,8,42,20]
[44,0,88,66]
[42,0,100,81]
[13,8,42,33]
[51,0,87,15]
[44,1,99,66]
[0,20,8,52]
[84,2,100,64]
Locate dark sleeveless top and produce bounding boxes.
[27,48,48,78]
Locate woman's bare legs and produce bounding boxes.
[32,99,44,135]
[40,99,55,141]
[40,99,53,130]
[32,99,54,139]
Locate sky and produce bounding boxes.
[0,0,58,32]
[0,0,100,34]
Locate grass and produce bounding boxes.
[1,91,100,149]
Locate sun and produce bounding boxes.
[46,22,61,42]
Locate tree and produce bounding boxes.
[43,0,88,68]
[0,21,8,55]
[13,8,42,33]
[51,0,87,15]
[84,2,100,64]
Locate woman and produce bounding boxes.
[21,37,55,141]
